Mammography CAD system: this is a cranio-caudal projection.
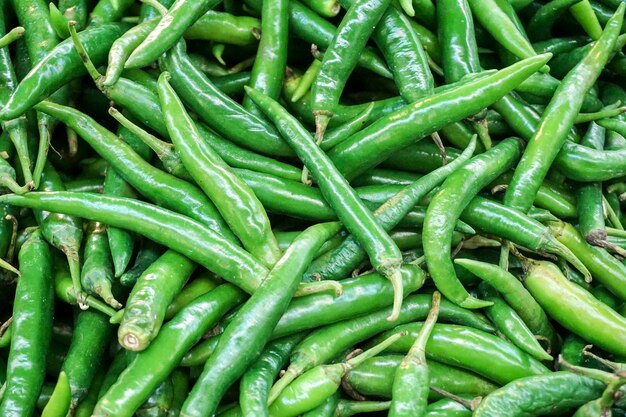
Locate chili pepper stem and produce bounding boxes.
[66,253,86,309]
[294,280,343,297]
[585,229,626,257]
[68,21,104,86]
[386,267,404,322]
[345,331,408,368]
[0,175,32,194]
[544,239,592,281]
[268,366,302,405]
[314,111,332,144]
[0,257,19,276]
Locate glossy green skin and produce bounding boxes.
[527,0,582,41]
[120,240,163,287]
[185,11,260,45]
[240,334,305,417]
[304,132,475,283]
[269,365,344,417]
[525,260,626,356]
[60,309,113,412]
[81,222,117,308]
[248,88,403,283]
[0,229,54,416]
[104,77,301,182]
[105,123,153,277]
[93,284,245,417]
[165,275,218,319]
[460,196,582,271]
[516,73,603,112]
[136,378,174,417]
[577,123,606,244]
[275,265,425,338]
[243,0,392,78]
[104,17,160,87]
[558,141,626,181]
[125,0,221,69]
[327,54,550,180]
[181,222,342,417]
[301,393,339,417]
[437,0,481,83]
[0,22,131,120]
[11,0,58,63]
[212,72,252,98]
[453,258,556,346]
[167,369,189,417]
[550,221,626,301]
[35,163,83,292]
[348,3,433,103]
[478,283,552,361]
[73,371,104,417]
[0,191,272,294]
[425,398,471,417]
[161,42,293,157]
[473,372,605,417]
[119,250,196,351]
[158,74,281,268]
[278,294,494,389]
[311,0,391,122]
[36,100,238,244]
[374,323,549,385]
[89,0,135,24]
[424,138,522,308]
[242,0,287,118]
[59,0,88,29]
[346,356,499,399]
[504,6,624,213]
[470,0,537,60]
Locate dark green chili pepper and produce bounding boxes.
[0,22,132,120]
[424,138,523,308]
[89,0,135,24]
[247,86,405,321]
[267,294,494,403]
[118,250,196,351]
[370,322,550,385]
[81,221,119,309]
[0,228,54,417]
[503,5,624,213]
[473,372,605,417]
[241,0,288,120]
[310,0,393,138]
[326,54,550,180]
[93,284,246,417]
[304,137,476,282]
[268,333,405,417]
[523,259,626,356]
[243,0,392,78]
[389,292,441,417]
[125,0,222,69]
[42,309,113,416]
[119,239,163,287]
[424,398,472,417]
[136,377,174,417]
[344,356,499,399]
[477,283,552,361]
[157,72,281,268]
[160,41,293,157]
[239,334,306,417]
[181,222,341,417]
[73,371,104,417]
[301,392,339,417]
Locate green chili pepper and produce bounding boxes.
[473,372,605,416]
[180,222,341,417]
[81,221,119,309]
[326,54,550,180]
[157,72,281,268]
[0,228,54,417]
[118,250,196,351]
[389,292,441,417]
[503,4,625,213]
[125,0,222,69]
[93,284,246,417]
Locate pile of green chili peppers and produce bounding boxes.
[3,0,626,416]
